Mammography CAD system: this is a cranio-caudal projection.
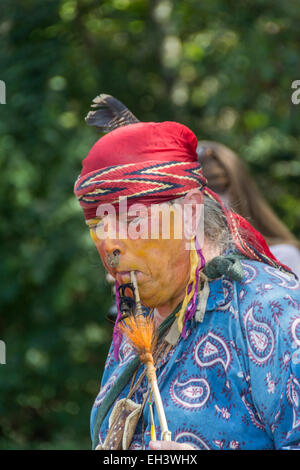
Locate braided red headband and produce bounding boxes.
[73,121,205,220]
[74,159,207,220]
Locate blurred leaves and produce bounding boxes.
[0,0,299,449]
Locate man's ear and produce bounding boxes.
[182,189,203,206]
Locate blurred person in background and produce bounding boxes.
[197,141,300,279]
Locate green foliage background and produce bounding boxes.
[0,0,299,449]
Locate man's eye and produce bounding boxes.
[91,221,104,232]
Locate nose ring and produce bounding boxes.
[107,250,120,268]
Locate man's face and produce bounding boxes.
[90,203,192,309]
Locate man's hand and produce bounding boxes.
[149,440,195,450]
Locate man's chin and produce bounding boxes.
[138,287,158,308]
[140,290,169,310]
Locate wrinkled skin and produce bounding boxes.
[91,190,204,318]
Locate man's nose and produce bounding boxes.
[104,238,125,261]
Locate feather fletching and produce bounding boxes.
[85,94,140,132]
[118,315,157,363]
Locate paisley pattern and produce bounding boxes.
[243,302,275,367]
[264,265,300,290]
[173,428,211,450]
[118,339,136,365]
[218,279,234,311]
[169,372,210,410]
[287,375,300,433]
[240,262,258,284]
[241,394,265,431]
[290,317,300,347]
[194,331,231,372]
[91,260,300,450]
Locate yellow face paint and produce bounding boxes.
[90,229,98,243]
[90,205,192,311]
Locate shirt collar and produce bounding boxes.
[205,277,228,311]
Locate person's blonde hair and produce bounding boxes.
[197,140,300,249]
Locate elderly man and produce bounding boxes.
[74,96,300,451]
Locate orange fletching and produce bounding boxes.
[118,315,157,362]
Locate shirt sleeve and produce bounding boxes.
[90,341,115,443]
[236,262,300,450]
[271,358,300,449]
[243,296,300,449]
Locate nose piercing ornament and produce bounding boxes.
[107,250,120,268]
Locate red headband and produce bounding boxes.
[74,121,207,219]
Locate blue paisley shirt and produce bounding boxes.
[91,260,300,450]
